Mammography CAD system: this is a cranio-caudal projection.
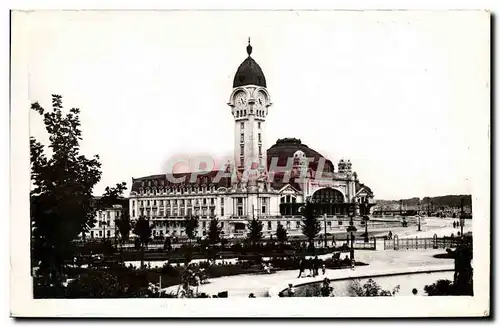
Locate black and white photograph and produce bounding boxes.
[9,8,490,317]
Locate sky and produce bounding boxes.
[24,10,489,200]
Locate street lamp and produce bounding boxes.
[346,209,357,260]
[362,215,370,243]
[460,198,465,237]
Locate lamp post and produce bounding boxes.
[346,208,357,260]
[362,215,370,243]
[323,213,328,248]
[460,198,465,237]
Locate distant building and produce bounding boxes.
[80,197,127,240]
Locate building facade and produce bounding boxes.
[83,204,123,240]
[128,40,376,239]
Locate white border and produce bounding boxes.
[7,2,492,319]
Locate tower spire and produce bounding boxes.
[247,37,253,56]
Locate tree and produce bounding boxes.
[99,182,127,208]
[30,95,102,291]
[275,222,288,246]
[184,216,200,245]
[301,201,321,249]
[115,213,131,248]
[206,218,222,262]
[132,217,154,268]
[207,218,222,246]
[247,218,263,249]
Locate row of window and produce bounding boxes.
[240,133,262,143]
[136,198,219,207]
[239,144,263,156]
[97,211,120,219]
[235,109,266,118]
[137,207,218,218]
[139,185,218,196]
[89,230,111,238]
[240,122,262,130]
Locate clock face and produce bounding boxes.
[234,92,247,108]
[255,92,266,108]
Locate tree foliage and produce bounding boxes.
[207,218,222,246]
[247,218,263,248]
[30,95,102,287]
[184,216,200,243]
[276,222,288,245]
[132,217,154,249]
[301,201,321,248]
[99,182,127,208]
[424,279,455,296]
[348,278,400,297]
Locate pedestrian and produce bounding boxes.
[313,256,320,277]
[321,263,326,275]
[332,235,337,248]
[248,293,256,298]
[298,259,305,278]
[307,258,313,276]
[453,221,456,228]
[286,283,295,297]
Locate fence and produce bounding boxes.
[383,234,465,250]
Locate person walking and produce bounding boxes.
[313,256,320,277]
[297,259,305,278]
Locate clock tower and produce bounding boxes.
[228,39,272,181]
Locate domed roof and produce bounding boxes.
[233,40,267,88]
[266,138,334,172]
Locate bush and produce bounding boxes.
[348,278,400,297]
[424,279,455,296]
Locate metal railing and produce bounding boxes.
[384,235,466,250]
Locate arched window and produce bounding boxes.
[311,188,344,203]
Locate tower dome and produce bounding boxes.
[233,38,267,88]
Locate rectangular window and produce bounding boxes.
[221,208,224,216]
[259,145,262,155]
[240,122,244,129]
[107,230,111,237]
[211,198,214,204]
[238,207,243,216]
[258,133,261,142]
[221,198,224,205]
[240,133,244,142]
[268,221,272,230]
[240,145,244,156]
[258,122,261,129]
[221,222,224,228]
[132,209,135,217]
[99,231,102,237]
[203,198,207,205]
[262,206,266,214]
[202,221,206,228]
